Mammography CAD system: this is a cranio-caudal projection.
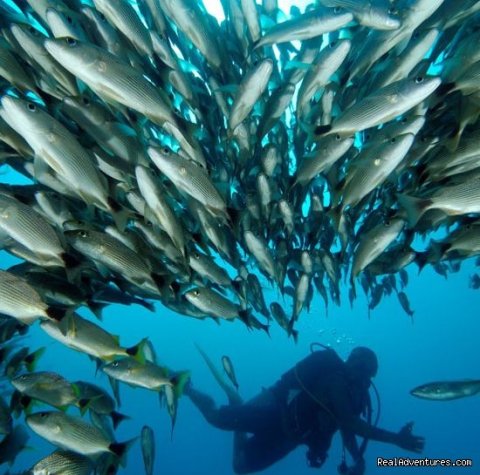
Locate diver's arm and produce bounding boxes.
[346,418,424,452]
[344,416,397,443]
[327,377,424,452]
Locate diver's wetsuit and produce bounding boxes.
[187,349,370,473]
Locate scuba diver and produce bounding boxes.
[185,346,425,474]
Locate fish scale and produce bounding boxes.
[27,411,113,456]
[0,270,49,323]
[0,193,65,263]
[0,97,110,211]
[93,0,153,57]
[65,229,152,279]
[186,287,242,319]
[31,450,92,475]
[40,313,134,361]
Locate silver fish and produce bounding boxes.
[411,380,480,401]
[30,450,93,475]
[254,8,353,49]
[26,411,129,458]
[315,76,441,137]
[141,425,155,475]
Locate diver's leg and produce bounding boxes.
[232,430,296,474]
[185,385,225,427]
[186,385,281,433]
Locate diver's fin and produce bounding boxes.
[194,343,242,405]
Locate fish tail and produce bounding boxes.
[138,299,155,312]
[436,82,455,96]
[111,411,129,430]
[261,322,271,337]
[10,390,31,416]
[238,309,252,328]
[45,306,68,322]
[170,370,191,400]
[109,437,137,467]
[414,251,430,272]
[397,194,432,227]
[87,300,107,320]
[108,198,130,231]
[287,317,298,343]
[77,398,90,416]
[290,328,299,344]
[125,337,149,364]
[24,347,45,372]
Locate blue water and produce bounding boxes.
[2,237,479,474]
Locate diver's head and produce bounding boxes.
[346,347,378,381]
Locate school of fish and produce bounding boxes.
[1,0,480,472]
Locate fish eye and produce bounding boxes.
[146,221,153,227]
[27,103,36,111]
[401,117,408,124]
[384,219,391,226]
[329,41,337,48]
[335,134,341,141]
[40,412,48,418]
[415,76,424,83]
[390,137,396,143]
[192,290,199,297]
[79,230,88,238]
[82,97,90,106]
[66,37,77,46]
[28,26,38,35]
[193,252,200,259]
[388,7,398,15]
[162,147,170,154]
[99,12,107,21]
[333,6,342,14]
[66,15,73,24]
[112,361,119,367]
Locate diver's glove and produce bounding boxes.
[395,422,425,453]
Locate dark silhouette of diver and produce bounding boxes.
[185,346,425,474]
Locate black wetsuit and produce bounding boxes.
[199,349,370,473]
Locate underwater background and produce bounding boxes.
[1,0,480,473]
